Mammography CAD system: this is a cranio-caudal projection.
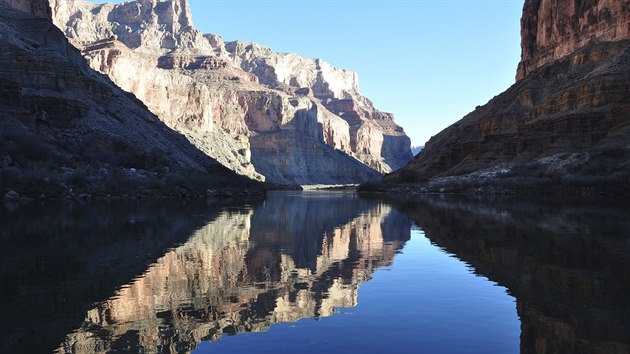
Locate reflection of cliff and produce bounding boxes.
[57,193,411,353]
[391,195,630,354]
[0,200,232,354]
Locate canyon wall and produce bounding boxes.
[3,0,51,18]
[0,0,258,198]
[225,41,412,173]
[385,0,630,191]
[517,0,630,80]
[50,0,411,184]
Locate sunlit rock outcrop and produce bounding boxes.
[517,0,630,80]
[50,0,412,184]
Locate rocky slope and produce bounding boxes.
[0,0,260,199]
[384,0,630,194]
[50,0,411,184]
[3,0,51,18]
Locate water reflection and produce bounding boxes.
[386,194,630,354]
[1,192,628,353]
[39,192,410,353]
[0,199,234,353]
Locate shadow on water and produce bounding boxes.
[0,198,252,353]
[0,192,411,353]
[379,193,630,354]
[4,191,628,354]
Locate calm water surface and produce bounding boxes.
[1,192,628,353]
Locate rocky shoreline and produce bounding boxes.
[361,155,630,197]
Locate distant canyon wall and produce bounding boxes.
[517,0,630,79]
[49,0,412,184]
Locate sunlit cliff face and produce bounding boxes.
[57,196,410,353]
[48,0,411,184]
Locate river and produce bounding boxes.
[1,191,628,353]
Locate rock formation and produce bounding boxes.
[384,0,630,194]
[225,41,412,173]
[517,0,630,80]
[50,0,412,184]
[0,0,260,198]
[3,0,51,18]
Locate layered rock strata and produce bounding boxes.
[517,0,630,79]
[225,41,413,172]
[0,0,258,198]
[50,0,411,184]
[385,0,630,193]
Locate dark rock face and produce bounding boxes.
[0,0,260,198]
[3,0,51,18]
[517,0,630,80]
[385,0,630,191]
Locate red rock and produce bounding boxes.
[517,0,630,80]
[385,0,630,192]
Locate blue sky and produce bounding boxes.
[110,0,524,146]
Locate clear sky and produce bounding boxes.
[186,0,524,147]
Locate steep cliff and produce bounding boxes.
[50,0,411,184]
[0,0,260,198]
[225,41,412,172]
[517,0,630,80]
[384,0,630,194]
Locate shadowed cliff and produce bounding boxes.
[0,0,263,199]
[384,0,630,195]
